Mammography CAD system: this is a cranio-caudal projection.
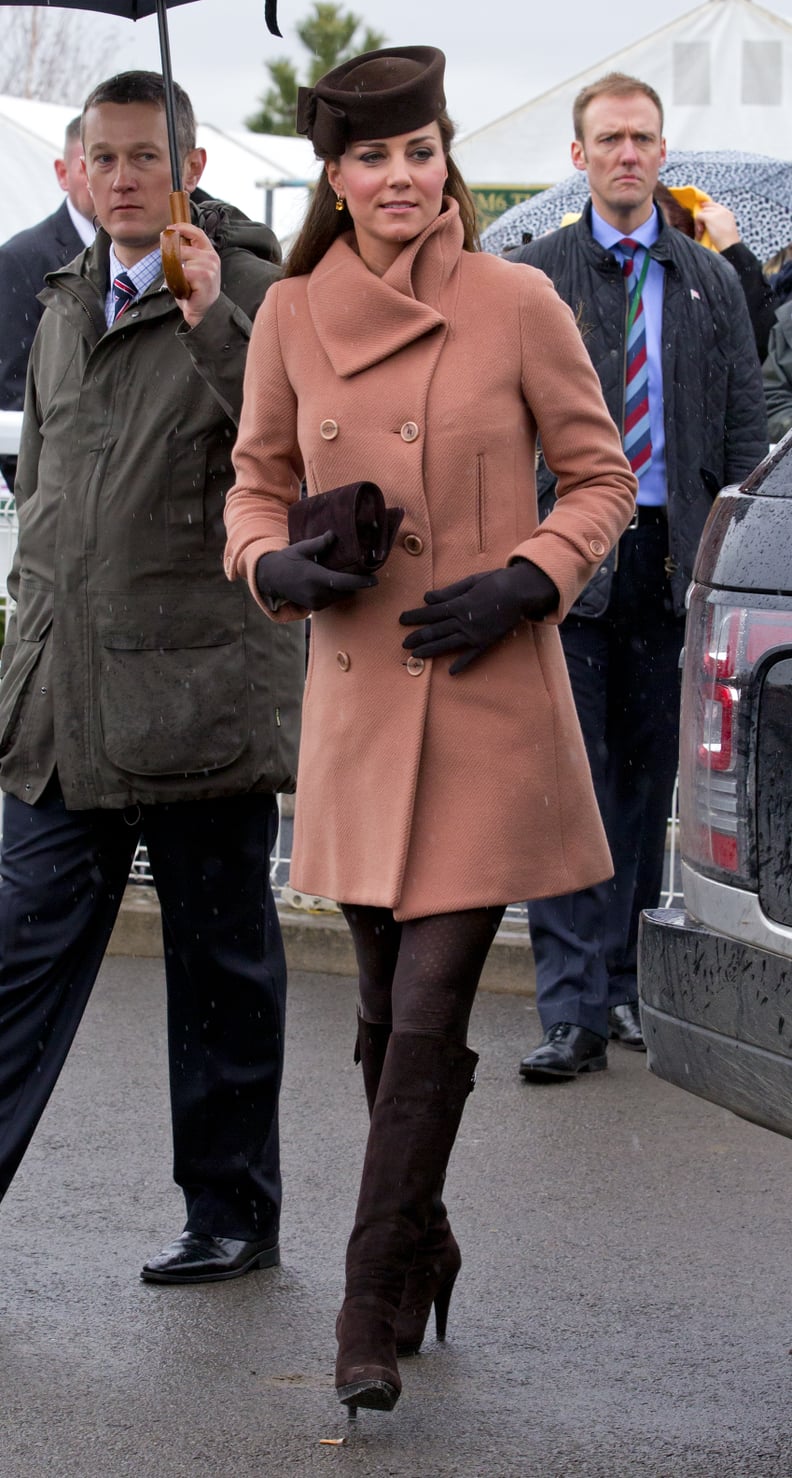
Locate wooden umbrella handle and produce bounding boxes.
[161,190,192,299]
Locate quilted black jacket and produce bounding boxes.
[514,202,768,616]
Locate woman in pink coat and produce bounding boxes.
[224,46,636,1418]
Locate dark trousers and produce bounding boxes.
[527,521,684,1039]
[0,780,286,1238]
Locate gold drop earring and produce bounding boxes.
[335,194,345,212]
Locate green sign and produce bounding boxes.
[470,184,549,235]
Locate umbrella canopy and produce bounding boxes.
[0,0,279,26]
[481,150,792,263]
[0,0,282,292]
[0,0,282,192]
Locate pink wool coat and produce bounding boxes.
[225,201,636,920]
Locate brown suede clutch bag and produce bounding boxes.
[287,481,404,574]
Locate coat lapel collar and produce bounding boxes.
[307,200,463,378]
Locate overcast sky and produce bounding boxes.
[104,0,792,138]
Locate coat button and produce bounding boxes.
[400,421,419,442]
[336,650,351,671]
[320,418,339,440]
[589,539,606,557]
[403,533,424,555]
[406,655,425,675]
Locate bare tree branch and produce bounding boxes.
[0,8,119,106]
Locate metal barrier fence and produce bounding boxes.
[0,409,682,913]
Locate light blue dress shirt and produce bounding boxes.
[590,204,668,507]
[105,245,163,329]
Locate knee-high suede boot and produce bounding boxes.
[336,1031,478,1415]
[354,1014,390,1111]
[355,1015,462,1356]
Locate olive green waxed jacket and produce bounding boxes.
[0,206,304,808]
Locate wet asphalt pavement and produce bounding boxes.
[2,957,791,1478]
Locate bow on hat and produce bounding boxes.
[296,90,348,158]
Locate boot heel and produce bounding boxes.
[337,1378,399,1414]
[433,1269,458,1342]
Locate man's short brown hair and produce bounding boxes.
[81,70,196,164]
[64,116,81,150]
[572,72,664,143]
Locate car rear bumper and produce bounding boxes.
[639,907,792,1139]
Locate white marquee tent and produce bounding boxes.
[1,92,320,247]
[455,0,792,190]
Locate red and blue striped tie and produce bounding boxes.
[620,238,652,480]
[111,270,136,323]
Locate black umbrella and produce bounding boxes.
[0,0,283,292]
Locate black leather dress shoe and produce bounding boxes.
[608,1002,646,1050]
[140,1231,280,1284]
[519,1022,608,1082]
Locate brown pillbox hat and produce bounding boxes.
[296,45,446,158]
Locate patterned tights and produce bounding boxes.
[341,904,505,1045]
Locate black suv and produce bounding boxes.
[639,438,792,1139]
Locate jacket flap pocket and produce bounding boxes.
[98,634,249,776]
[95,588,242,652]
[101,623,238,653]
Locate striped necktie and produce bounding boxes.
[111,270,137,323]
[619,238,652,481]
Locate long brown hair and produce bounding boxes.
[285,111,479,278]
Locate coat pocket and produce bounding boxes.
[166,430,209,561]
[97,618,249,777]
[475,454,486,553]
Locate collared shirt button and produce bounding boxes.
[336,650,351,671]
[400,421,419,442]
[406,655,425,675]
[589,539,606,557]
[403,533,424,555]
[320,418,339,440]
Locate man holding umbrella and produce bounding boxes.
[0,70,304,1282]
[515,71,767,1082]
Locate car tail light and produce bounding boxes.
[680,591,792,887]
